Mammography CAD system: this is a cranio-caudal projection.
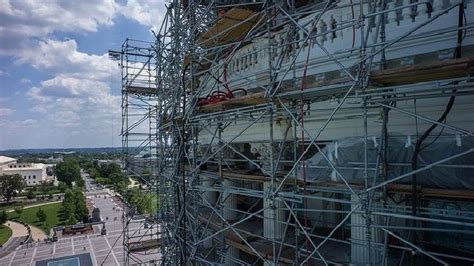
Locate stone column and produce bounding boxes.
[202,177,216,249]
[263,181,285,265]
[223,179,239,265]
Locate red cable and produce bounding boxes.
[201,40,252,106]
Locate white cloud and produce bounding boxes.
[16,39,114,80]
[0,107,14,117]
[20,119,37,126]
[118,0,167,32]
[26,74,121,134]
[0,0,117,55]
[28,76,110,100]
[0,0,168,149]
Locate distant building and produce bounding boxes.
[0,155,53,186]
[96,159,122,167]
[40,156,63,164]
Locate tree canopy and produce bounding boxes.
[54,159,81,186]
[62,189,88,224]
[86,162,126,193]
[126,188,155,215]
[0,210,7,224]
[0,174,25,203]
[36,208,47,222]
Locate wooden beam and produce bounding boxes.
[316,181,474,199]
[196,92,266,113]
[197,8,260,48]
[370,56,474,86]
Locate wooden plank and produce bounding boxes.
[370,56,474,86]
[316,181,474,199]
[197,8,260,48]
[196,92,266,113]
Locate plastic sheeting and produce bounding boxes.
[299,135,474,189]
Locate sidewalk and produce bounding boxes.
[6,221,28,238]
[0,221,28,258]
[29,225,46,241]
[5,200,61,213]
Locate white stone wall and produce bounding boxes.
[198,0,474,96]
[3,163,48,186]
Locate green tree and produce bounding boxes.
[62,189,76,224]
[88,167,100,179]
[36,208,47,222]
[39,181,50,195]
[54,160,81,187]
[138,194,154,215]
[62,189,88,225]
[115,181,128,195]
[58,182,67,193]
[0,174,25,203]
[126,188,154,215]
[14,205,23,215]
[76,178,85,188]
[73,190,88,223]
[0,210,8,225]
[26,190,36,199]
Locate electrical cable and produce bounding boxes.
[409,4,465,263]
[196,45,248,106]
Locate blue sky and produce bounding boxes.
[0,0,166,150]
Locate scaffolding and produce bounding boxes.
[117,0,474,264]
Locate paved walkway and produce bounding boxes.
[0,221,29,259]
[30,225,47,241]
[6,221,28,238]
[5,200,61,213]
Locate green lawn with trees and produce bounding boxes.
[0,225,12,246]
[0,201,24,212]
[8,202,65,234]
[7,188,88,234]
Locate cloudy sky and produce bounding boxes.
[0,0,166,150]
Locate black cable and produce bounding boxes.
[411,4,465,164]
[409,4,465,263]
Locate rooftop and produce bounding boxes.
[0,156,17,164]
[3,163,46,171]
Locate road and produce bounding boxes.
[82,169,101,192]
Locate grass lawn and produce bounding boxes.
[8,202,65,234]
[0,225,12,246]
[0,202,25,212]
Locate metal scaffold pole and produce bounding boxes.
[112,0,474,264]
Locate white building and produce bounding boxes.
[0,156,52,186]
[0,156,17,167]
